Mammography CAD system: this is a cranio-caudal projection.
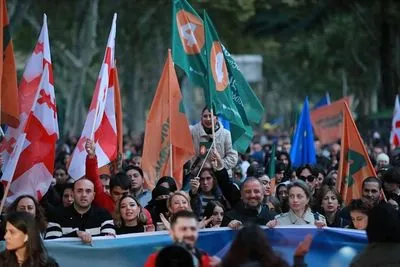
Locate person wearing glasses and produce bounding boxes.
[296,165,319,211]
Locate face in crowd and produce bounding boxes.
[321,190,340,213]
[362,181,381,204]
[350,210,368,230]
[201,108,218,129]
[53,167,69,184]
[100,175,111,194]
[299,168,317,191]
[277,185,288,202]
[199,170,214,194]
[62,188,74,207]
[73,179,95,209]
[169,194,190,214]
[241,179,263,208]
[258,175,271,197]
[127,168,144,192]
[211,205,224,227]
[119,196,141,224]
[288,186,309,213]
[16,197,36,217]
[170,217,198,249]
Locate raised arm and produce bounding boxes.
[85,139,105,196]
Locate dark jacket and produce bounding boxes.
[214,168,276,226]
[44,204,115,239]
[221,203,276,226]
[350,243,400,267]
[322,210,349,228]
[0,251,58,267]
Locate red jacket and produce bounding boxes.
[85,155,153,225]
[144,251,212,267]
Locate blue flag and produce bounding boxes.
[290,97,316,167]
[313,92,331,110]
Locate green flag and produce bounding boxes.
[171,0,265,153]
[172,0,207,93]
[268,143,276,178]
[203,11,249,151]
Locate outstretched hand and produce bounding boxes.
[85,139,96,157]
[294,234,313,257]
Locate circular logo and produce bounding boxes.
[210,42,228,91]
[176,10,205,55]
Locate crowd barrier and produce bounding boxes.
[0,226,367,266]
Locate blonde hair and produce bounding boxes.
[167,191,192,212]
[114,194,147,227]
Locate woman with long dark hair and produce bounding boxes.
[202,201,225,228]
[222,224,310,267]
[7,195,47,235]
[0,211,58,267]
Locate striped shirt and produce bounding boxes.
[45,204,115,239]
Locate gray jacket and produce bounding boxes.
[190,122,238,171]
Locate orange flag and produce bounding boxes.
[142,49,195,189]
[0,0,18,127]
[310,97,350,145]
[338,102,377,205]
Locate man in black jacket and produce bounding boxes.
[45,178,115,243]
[210,150,276,228]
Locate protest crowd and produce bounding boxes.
[1,0,400,266]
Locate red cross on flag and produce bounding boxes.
[68,14,118,180]
[1,14,54,173]
[1,64,58,203]
[391,95,400,147]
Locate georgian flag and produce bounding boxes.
[68,14,118,180]
[2,64,59,203]
[0,14,54,172]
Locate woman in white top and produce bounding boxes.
[267,180,326,227]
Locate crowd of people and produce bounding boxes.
[0,107,400,266]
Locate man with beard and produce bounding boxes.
[145,210,220,267]
[340,176,382,220]
[45,178,115,243]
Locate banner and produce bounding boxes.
[0,227,367,267]
[310,98,349,145]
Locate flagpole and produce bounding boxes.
[0,182,11,214]
[196,140,214,177]
[211,108,216,152]
[169,50,174,177]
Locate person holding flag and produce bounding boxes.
[190,107,238,173]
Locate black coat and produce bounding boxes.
[221,202,276,226]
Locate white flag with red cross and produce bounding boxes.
[2,64,59,203]
[0,14,54,172]
[68,14,118,180]
[391,95,400,147]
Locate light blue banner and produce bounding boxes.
[0,227,367,267]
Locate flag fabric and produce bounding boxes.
[203,11,253,153]
[0,0,18,128]
[220,44,264,152]
[312,92,331,110]
[1,133,25,184]
[172,1,264,153]
[142,50,195,189]
[68,14,118,180]
[289,97,316,168]
[268,143,277,193]
[310,97,350,145]
[390,95,400,147]
[338,102,376,205]
[1,14,53,173]
[2,64,58,203]
[172,0,207,92]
